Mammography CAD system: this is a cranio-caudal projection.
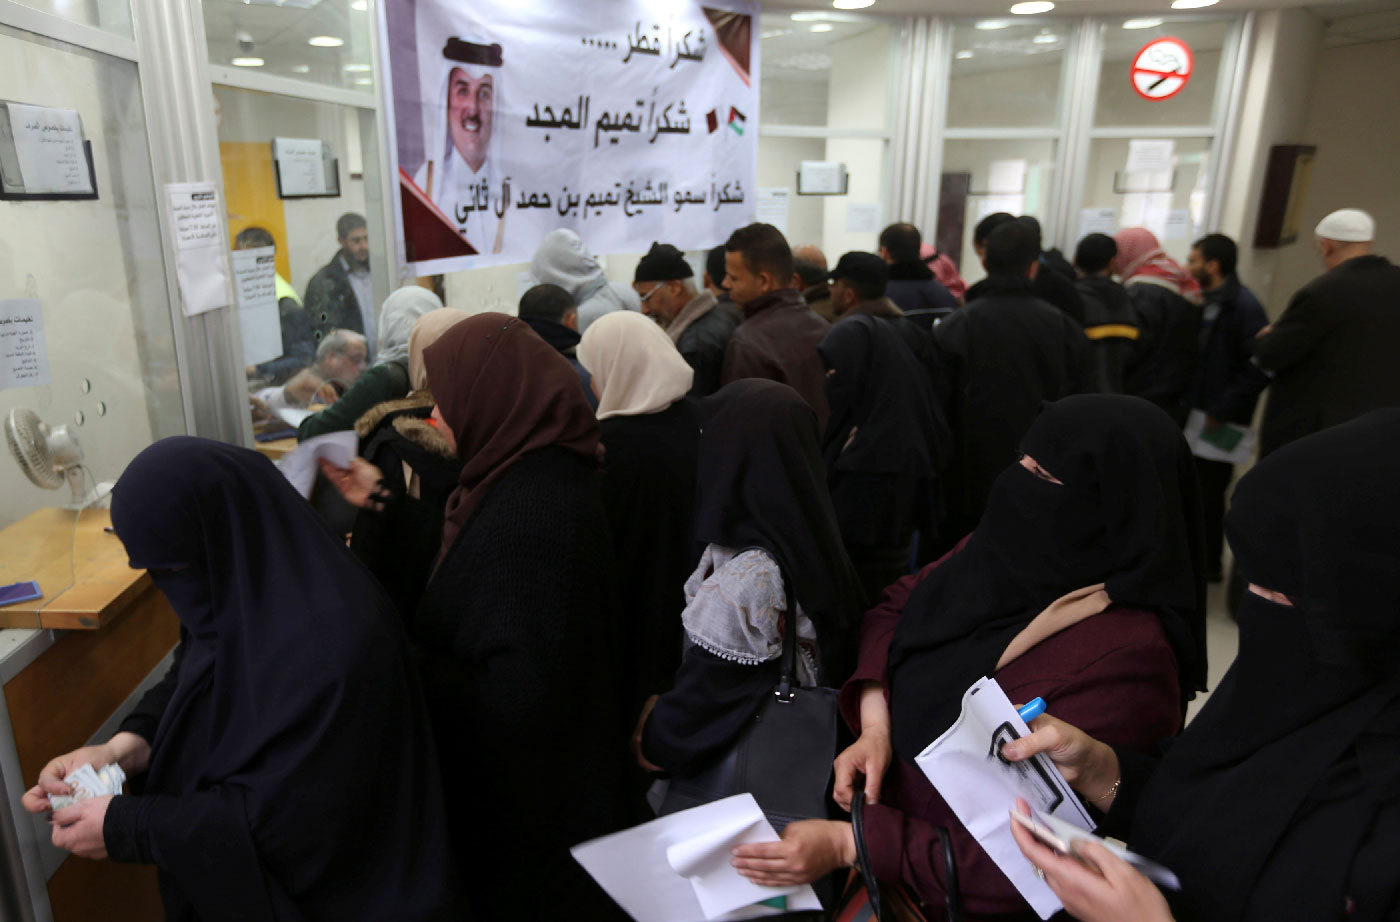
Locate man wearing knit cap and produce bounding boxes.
[1256,208,1400,455]
[633,242,739,397]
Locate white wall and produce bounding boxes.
[1264,36,1400,313]
[821,26,893,259]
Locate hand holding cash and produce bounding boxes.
[47,762,126,811]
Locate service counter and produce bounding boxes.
[0,507,177,922]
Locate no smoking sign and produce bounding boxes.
[1131,37,1194,101]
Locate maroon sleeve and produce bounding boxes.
[838,538,971,733]
[856,607,1182,914]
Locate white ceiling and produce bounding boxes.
[759,0,1392,16]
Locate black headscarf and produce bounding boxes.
[107,437,458,920]
[1134,409,1400,922]
[818,314,950,477]
[695,380,867,679]
[887,395,1207,759]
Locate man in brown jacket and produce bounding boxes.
[720,223,832,426]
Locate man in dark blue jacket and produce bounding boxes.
[1186,233,1270,581]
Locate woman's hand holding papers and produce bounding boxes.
[1010,798,1174,922]
[730,820,856,887]
[318,457,385,509]
[1001,714,1121,811]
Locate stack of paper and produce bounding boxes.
[274,431,359,499]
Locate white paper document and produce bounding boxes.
[915,677,1094,920]
[846,202,882,235]
[272,137,330,197]
[167,182,232,316]
[6,103,93,195]
[275,430,358,499]
[1125,139,1175,175]
[755,187,789,234]
[0,299,50,390]
[1183,408,1255,465]
[571,794,822,922]
[1078,207,1117,241]
[231,245,283,365]
[798,160,845,195]
[1164,208,1193,240]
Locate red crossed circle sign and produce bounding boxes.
[1131,37,1194,101]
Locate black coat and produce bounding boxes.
[932,275,1090,547]
[598,398,702,715]
[1123,281,1202,427]
[676,297,741,398]
[886,261,957,313]
[411,446,631,921]
[1257,255,1400,455]
[968,264,1085,325]
[1077,274,1139,394]
[1191,275,1271,426]
[303,251,365,341]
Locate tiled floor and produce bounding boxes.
[1185,579,1240,724]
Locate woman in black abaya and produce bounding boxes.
[1008,408,1400,922]
[22,437,461,921]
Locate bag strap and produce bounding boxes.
[736,545,799,702]
[851,784,885,921]
[936,826,962,922]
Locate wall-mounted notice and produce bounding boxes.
[0,299,50,391]
[1078,207,1118,241]
[1164,208,1193,240]
[2,103,94,196]
[756,187,790,234]
[798,161,847,196]
[167,182,232,317]
[846,202,882,235]
[1125,139,1175,175]
[272,137,338,198]
[230,245,283,365]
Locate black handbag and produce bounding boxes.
[658,565,839,833]
[838,782,962,922]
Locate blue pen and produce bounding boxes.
[1017,697,1046,723]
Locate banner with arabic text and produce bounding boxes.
[382,0,759,273]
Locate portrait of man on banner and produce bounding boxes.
[411,37,509,256]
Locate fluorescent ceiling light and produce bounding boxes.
[1010,1,1055,13]
[232,56,264,66]
[832,0,874,8]
[1123,18,1162,29]
[351,0,367,9]
[955,49,974,59]
[810,23,834,32]
[1171,0,1219,7]
[343,63,371,71]
[308,35,344,47]
[1033,32,1060,43]
[790,11,862,21]
[760,29,793,38]
[291,64,311,73]
[354,78,372,85]
[975,19,1011,30]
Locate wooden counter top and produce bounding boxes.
[0,507,146,631]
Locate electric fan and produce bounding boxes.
[5,408,112,509]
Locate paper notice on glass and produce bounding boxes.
[571,793,822,922]
[167,182,232,316]
[798,160,845,195]
[275,430,358,499]
[272,137,330,197]
[1125,139,1175,174]
[1078,207,1117,241]
[915,677,1094,920]
[976,194,1024,221]
[5,104,93,195]
[231,246,283,365]
[988,159,1027,195]
[0,299,50,390]
[846,202,882,235]
[1165,208,1193,240]
[1184,408,1255,465]
[755,187,789,234]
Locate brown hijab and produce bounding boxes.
[423,312,600,559]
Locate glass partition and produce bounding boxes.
[942,137,1060,284]
[8,0,131,39]
[204,0,375,93]
[1094,18,1232,129]
[0,23,185,541]
[946,19,1066,130]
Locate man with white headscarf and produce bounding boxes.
[529,229,641,332]
[412,37,508,255]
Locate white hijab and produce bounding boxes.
[375,286,444,367]
[577,310,693,420]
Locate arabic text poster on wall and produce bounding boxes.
[167,182,233,316]
[0,299,51,391]
[3,104,94,196]
[230,245,284,365]
[755,187,789,234]
[382,0,760,273]
[272,137,336,198]
[846,202,882,235]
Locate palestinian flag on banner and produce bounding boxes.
[728,107,747,136]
